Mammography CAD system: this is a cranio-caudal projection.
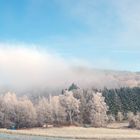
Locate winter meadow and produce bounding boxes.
[1,0,140,140]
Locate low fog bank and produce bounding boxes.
[0,44,139,96]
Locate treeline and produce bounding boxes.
[0,89,108,129]
[102,87,140,116]
[1,86,140,129]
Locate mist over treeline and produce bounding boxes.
[0,46,140,95]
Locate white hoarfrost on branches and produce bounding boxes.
[50,96,66,125]
[15,96,37,128]
[90,92,108,127]
[0,92,36,128]
[36,97,52,126]
[59,90,80,125]
[0,88,109,128]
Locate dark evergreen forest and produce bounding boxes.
[102,87,140,116]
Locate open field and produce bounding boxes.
[0,123,140,139]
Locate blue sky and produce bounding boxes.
[0,0,140,71]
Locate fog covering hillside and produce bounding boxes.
[69,67,140,89]
[0,67,140,98]
[0,47,139,97]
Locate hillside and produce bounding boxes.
[0,67,139,96]
[68,67,140,89]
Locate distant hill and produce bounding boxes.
[69,67,140,89]
[0,67,139,96]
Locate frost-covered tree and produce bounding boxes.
[15,96,37,128]
[59,90,80,125]
[90,92,108,127]
[0,95,5,127]
[74,89,94,124]
[73,89,108,126]
[1,92,37,128]
[36,97,52,126]
[50,96,66,125]
[2,92,18,128]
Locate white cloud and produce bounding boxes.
[0,43,73,90]
[0,43,124,92]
